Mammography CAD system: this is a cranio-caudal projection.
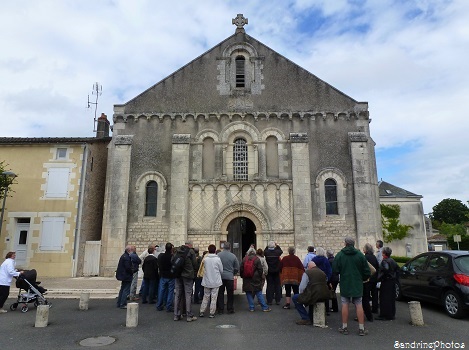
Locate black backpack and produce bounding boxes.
[170,245,190,277]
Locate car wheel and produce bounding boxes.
[443,290,465,319]
[395,282,404,301]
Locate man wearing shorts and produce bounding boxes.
[332,237,371,336]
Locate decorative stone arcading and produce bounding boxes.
[113,111,370,124]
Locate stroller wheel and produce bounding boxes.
[10,303,18,311]
[21,305,29,313]
[34,300,39,307]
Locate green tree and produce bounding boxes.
[432,198,469,225]
[439,223,466,238]
[380,204,413,243]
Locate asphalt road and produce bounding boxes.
[0,296,467,350]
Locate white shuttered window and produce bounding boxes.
[40,217,65,251]
[45,168,69,198]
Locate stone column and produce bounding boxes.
[257,142,266,179]
[100,135,133,276]
[348,132,382,248]
[169,134,191,246]
[290,133,314,253]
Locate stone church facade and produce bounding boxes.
[100,15,382,276]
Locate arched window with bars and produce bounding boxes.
[233,138,248,181]
[145,181,158,216]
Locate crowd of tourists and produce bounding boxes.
[114,237,399,336]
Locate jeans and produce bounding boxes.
[157,277,175,311]
[194,277,203,303]
[129,271,138,298]
[174,277,194,317]
[142,278,157,303]
[246,290,269,311]
[292,293,312,320]
[217,279,234,312]
[117,281,131,308]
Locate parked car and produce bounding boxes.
[396,250,469,318]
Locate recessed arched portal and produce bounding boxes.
[227,217,256,262]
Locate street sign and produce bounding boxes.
[454,235,461,242]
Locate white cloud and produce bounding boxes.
[1,0,468,213]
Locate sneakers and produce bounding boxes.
[0,309,7,314]
[263,308,272,312]
[209,314,215,318]
[186,316,198,322]
[249,308,255,312]
[283,304,291,309]
[296,319,312,325]
[199,312,204,317]
[359,328,369,336]
[338,327,349,335]
[173,315,182,321]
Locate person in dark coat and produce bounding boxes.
[241,248,271,312]
[326,249,339,312]
[156,242,175,312]
[142,245,159,304]
[116,245,133,309]
[264,241,283,305]
[376,247,398,321]
[363,243,379,322]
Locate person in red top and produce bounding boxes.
[280,247,304,309]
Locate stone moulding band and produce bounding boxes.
[113,111,370,123]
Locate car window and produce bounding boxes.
[407,255,428,272]
[428,255,448,271]
[454,256,469,274]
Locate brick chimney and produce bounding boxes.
[96,113,110,138]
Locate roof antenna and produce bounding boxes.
[87,82,102,132]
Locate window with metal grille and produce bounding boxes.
[235,56,245,88]
[145,181,158,216]
[233,138,248,181]
[325,178,338,215]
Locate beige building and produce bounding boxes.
[378,181,428,257]
[0,118,110,277]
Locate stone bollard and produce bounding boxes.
[313,303,327,328]
[126,302,139,327]
[79,292,90,310]
[408,301,424,326]
[35,304,49,327]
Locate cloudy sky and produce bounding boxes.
[1,0,468,213]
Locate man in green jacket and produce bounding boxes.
[332,237,371,336]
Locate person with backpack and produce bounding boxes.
[172,241,198,322]
[156,243,175,312]
[241,247,271,312]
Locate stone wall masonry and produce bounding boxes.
[313,219,356,254]
[127,222,170,253]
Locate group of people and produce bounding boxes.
[115,237,399,334]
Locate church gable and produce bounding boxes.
[116,15,365,116]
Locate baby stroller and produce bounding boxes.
[10,269,51,313]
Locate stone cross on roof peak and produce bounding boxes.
[232,14,248,33]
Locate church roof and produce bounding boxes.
[115,14,368,116]
[0,137,110,145]
[378,180,422,199]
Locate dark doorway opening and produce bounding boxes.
[227,217,256,263]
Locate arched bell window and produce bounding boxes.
[235,56,245,88]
